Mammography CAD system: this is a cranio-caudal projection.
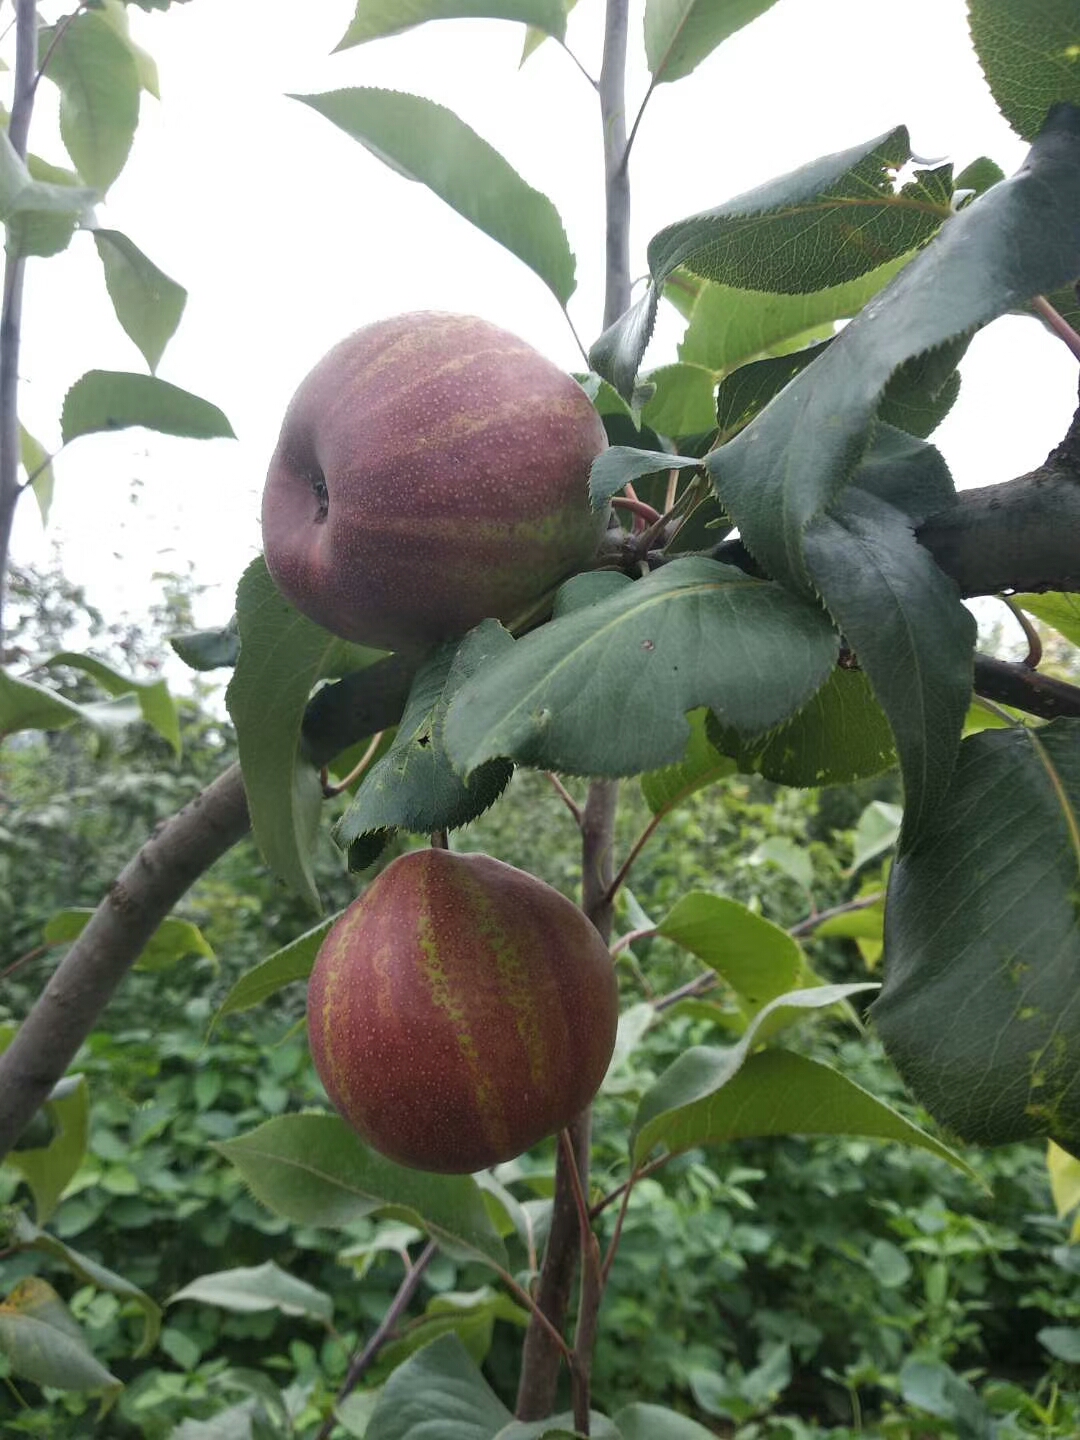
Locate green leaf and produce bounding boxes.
[614,1402,717,1439]
[38,10,140,190]
[7,1213,161,1356]
[43,908,213,974]
[296,89,575,306]
[708,109,1080,592]
[61,371,234,444]
[633,984,880,1161]
[443,558,838,780]
[19,424,54,525]
[968,1,1080,141]
[645,0,782,84]
[0,668,105,738]
[654,892,809,1016]
[521,0,577,62]
[42,649,181,753]
[715,340,829,440]
[1038,1325,1080,1363]
[801,489,976,845]
[364,1333,512,1439]
[639,707,736,814]
[334,633,513,862]
[1015,591,1080,647]
[336,0,568,50]
[92,229,187,372]
[650,128,946,295]
[678,255,913,374]
[710,667,897,788]
[640,362,718,437]
[215,1115,508,1267]
[589,448,701,509]
[170,1262,332,1325]
[96,0,160,98]
[226,557,385,908]
[379,1287,529,1372]
[4,1075,88,1224]
[212,916,338,1028]
[0,132,96,258]
[0,1277,120,1393]
[591,129,948,399]
[633,1046,973,1176]
[877,336,968,438]
[170,616,241,671]
[850,800,903,874]
[872,720,1080,1150]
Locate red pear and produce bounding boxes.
[306,848,619,1173]
[262,312,608,653]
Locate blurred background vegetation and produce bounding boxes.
[2,562,1078,1438]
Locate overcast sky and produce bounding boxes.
[9,0,1078,648]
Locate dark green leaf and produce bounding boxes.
[633,984,880,1161]
[336,0,568,50]
[226,558,385,908]
[170,617,241,671]
[169,1262,332,1324]
[589,447,702,508]
[708,109,1080,593]
[42,649,181,753]
[709,667,897,788]
[802,490,975,844]
[8,1213,160,1355]
[92,229,186,372]
[296,89,575,305]
[648,129,946,295]
[364,1333,512,1440]
[37,10,140,190]
[0,1277,119,1393]
[443,558,838,779]
[632,1047,974,1174]
[645,0,782,84]
[954,155,1006,198]
[215,1115,508,1267]
[715,341,829,439]
[968,1,1080,141]
[588,287,661,403]
[334,632,513,858]
[1038,1326,1080,1363]
[872,720,1080,1150]
[212,916,338,1028]
[614,1403,716,1440]
[877,336,969,438]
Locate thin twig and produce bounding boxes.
[1031,294,1080,365]
[33,5,85,92]
[620,79,656,175]
[1000,596,1043,669]
[600,1167,636,1286]
[611,494,661,525]
[556,37,599,91]
[788,892,885,939]
[603,808,665,907]
[316,1241,437,1440]
[0,944,53,983]
[545,771,583,827]
[320,730,384,797]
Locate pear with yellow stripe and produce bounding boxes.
[306,848,619,1173]
[262,312,609,654]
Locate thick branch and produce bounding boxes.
[0,654,415,1161]
[973,654,1080,719]
[0,764,250,1159]
[917,467,1080,597]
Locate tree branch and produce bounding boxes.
[0,0,38,647]
[0,654,415,1161]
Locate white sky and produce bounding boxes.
[9,0,1078,646]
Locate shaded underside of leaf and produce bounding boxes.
[872,719,1080,1150]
